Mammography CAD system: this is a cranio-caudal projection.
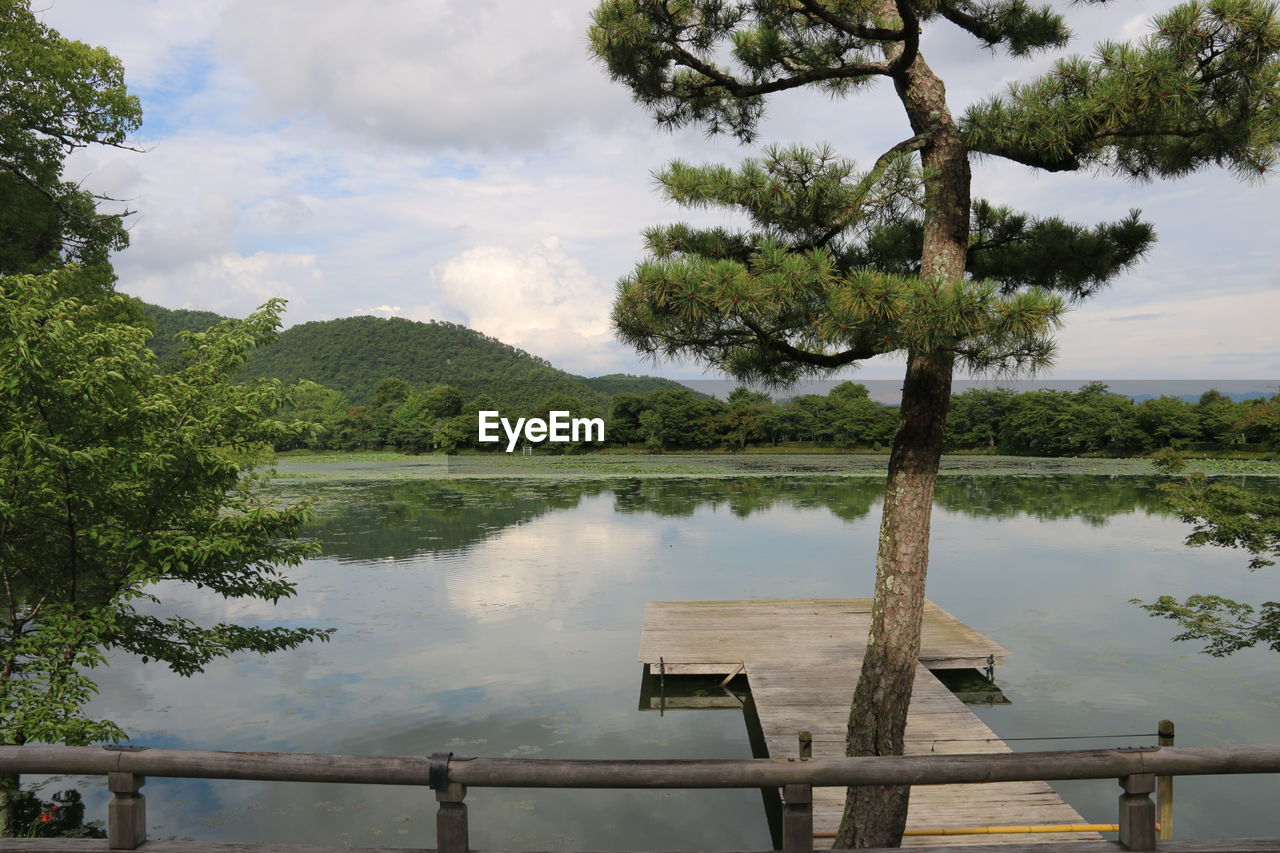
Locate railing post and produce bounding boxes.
[1157,719,1174,840]
[782,783,812,853]
[107,771,146,850]
[436,781,469,853]
[1119,772,1156,851]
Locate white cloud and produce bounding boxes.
[36,0,1280,380]
[36,0,221,90]
[427,238,619,371]
[217,0,635,151]
[127,251,323,319]
[1053,292,1280,377]
[442,505,653,622]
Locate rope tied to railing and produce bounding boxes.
[428,751,452,791]
[428,751,476,790]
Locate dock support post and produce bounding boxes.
[782,783,812,853]
[107,771,146,850]
[436,782,469,853]
[1119,772,1156,851]
[1157,719,1174,840]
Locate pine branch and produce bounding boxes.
[936,0,1071,55]
[742,316,882,366]
[961,0,1280,178]
[796,0,907,41]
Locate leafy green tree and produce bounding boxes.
[280,380,350,451]
[364,377,413,448]
[638,408,665,450]
[757,400,790,445]
[1071,382,1146,453]
[529,393,605,453]
[1135,395,1201,449]
[422,385,465,420]
[1001,390,1087,454]
[589,0,1277,843]
[389,394,437,454]
[332,405,374,451]
[385,385,465,454]
[1002,384,1143,455]
[639,388,727,448]
[0,1,141,295]
[432,415,473,454]
[784,394,840,444]
[0,272,331,831]
[608,392,651,444]
[1194,389,1245,445]
[724,386,773,448]
[1237,394,1280,446]
[945,388,1017,450]
[1138,454,1280,654]
[828,382,893,448]
[727,386,772,407]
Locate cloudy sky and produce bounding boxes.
[44,0,1278,380]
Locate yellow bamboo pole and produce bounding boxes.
[813,824,1149,838]
[1158,718,1175,840]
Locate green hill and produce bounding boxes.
[141,305,613,410]
[580,373,707,398]
[145,305,230,366]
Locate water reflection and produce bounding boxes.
[71,474,1280,849]
[297,475,1202,565]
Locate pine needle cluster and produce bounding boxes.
[612,145,1152,384]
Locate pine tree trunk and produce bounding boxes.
[833,347,954,847]
[833,17,971,847]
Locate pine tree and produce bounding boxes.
[588,0,1279,845]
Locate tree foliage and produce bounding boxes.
[963,0,1280,178]
[1137,451,1280,655]
[588,0,1278,844]
[143,306,612,412]
[613,145,1077,384]
[0,272,331,748]
[0,1,141,286]
[590,0,1279,178]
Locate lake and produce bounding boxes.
[77,467,1279,848]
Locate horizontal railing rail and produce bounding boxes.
[2,744,1278,852]
[2,744,1278,787]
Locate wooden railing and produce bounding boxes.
[2,743,1279,852]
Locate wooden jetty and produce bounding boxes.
[638,599,1100,848]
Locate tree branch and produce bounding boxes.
[795,0,906,41]
[742,318,882,366]
[887,0,920,75]
[672,40,893,94]
[873,133,928,171]
[936,2,995,44]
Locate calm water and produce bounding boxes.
[72,474,1279,848]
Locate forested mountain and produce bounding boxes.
[238,315,606,408]
[137,305,1278,457]
[142,305,607,409]
[146,305,232,366]
[579,373,706,397]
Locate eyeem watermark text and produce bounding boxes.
[478,411,605,452]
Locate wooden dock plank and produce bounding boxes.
[638,599,1008,671]
[639,600,1095,848]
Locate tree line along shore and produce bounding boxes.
[277,377,1279,457]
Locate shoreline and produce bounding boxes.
[270,451,1280,481]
